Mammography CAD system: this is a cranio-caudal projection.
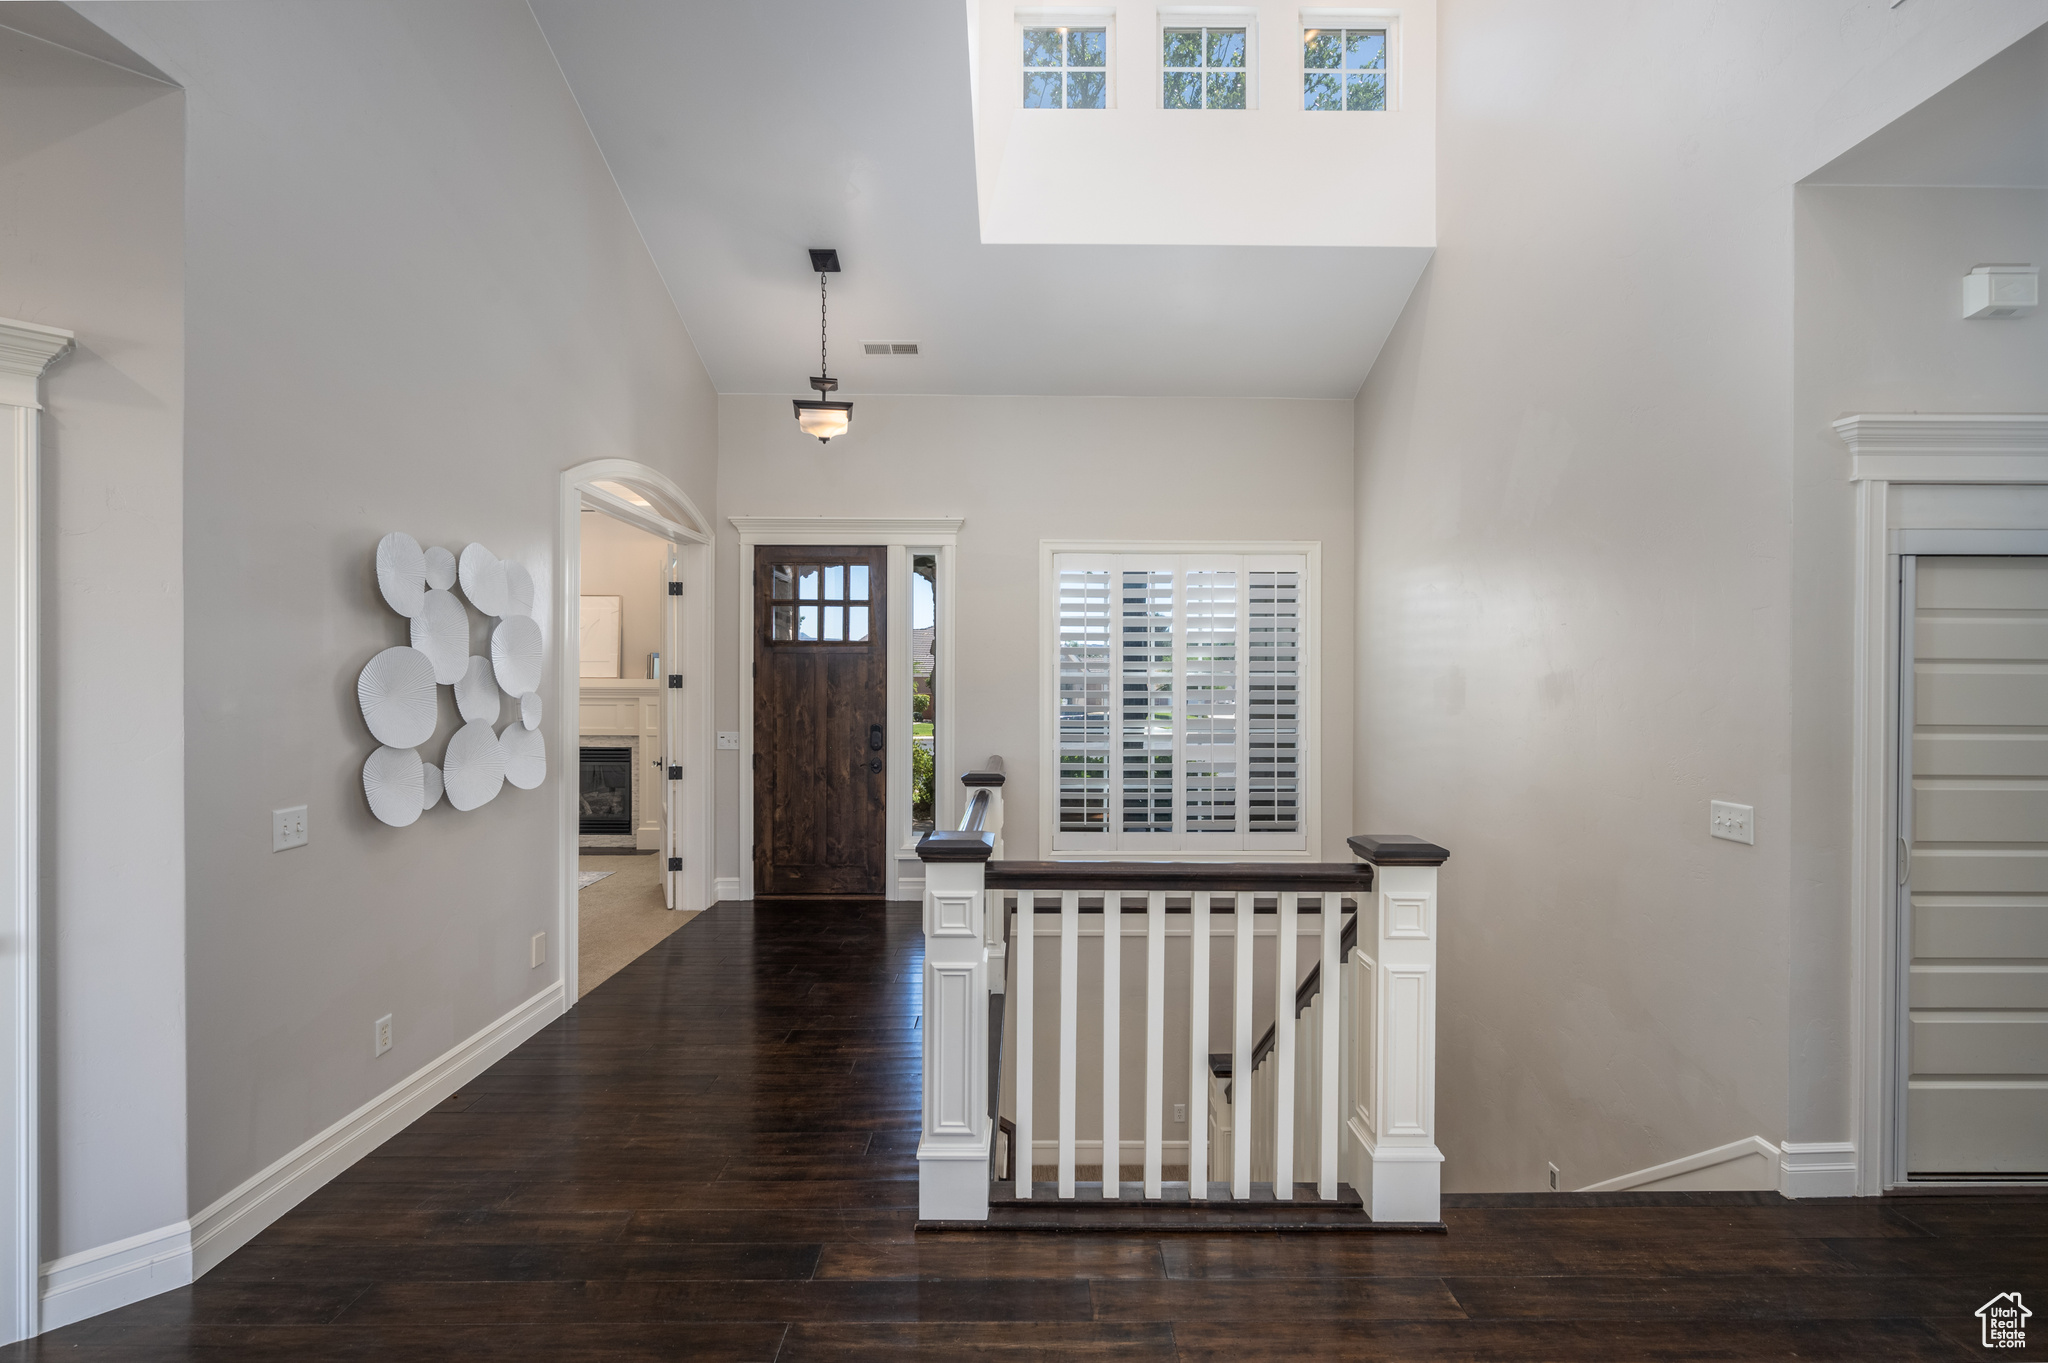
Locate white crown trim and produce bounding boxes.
[1834,413,2048,484]
[0,318,75,410]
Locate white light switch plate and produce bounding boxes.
[1711,800,1754,845]
[273,805,308,852]
[717,732,740,750]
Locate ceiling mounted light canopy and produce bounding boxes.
[793,248,853,443]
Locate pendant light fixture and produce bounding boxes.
[792,248,853,443]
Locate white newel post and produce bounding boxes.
[916,828,995,1221]
[1346,834,1448,1224]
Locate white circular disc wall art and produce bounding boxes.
[502,562,535,619]
[423,545,457,591]
[459,543,509,618]
[356,646,438,749]
[421,761,444,811]
[375,532,427,619]
[519,690,542,730]
[501,724,546,790]
[363,744,426,828]
[442,718,506,811]
[409,588,470,685]
[491,615,544,696]
[455,655,500,726]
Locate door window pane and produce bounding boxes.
[772,604,794,641]
[771,564,794,599]
[825,564,844,600]
[823,605,844,641]
[850,564,870,600]
[849,605,869,641]
[797,605,818,640]
[797,567,819,600]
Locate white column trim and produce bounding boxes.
[731,517,962,902]
[0,317,71,1346]
[1838,414,2048,1195]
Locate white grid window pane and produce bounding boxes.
[1183,571,1238,832]
[1120,570,1174,833]
[1057,571,1111,832]
[1248,571,1300,831]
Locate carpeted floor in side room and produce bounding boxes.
[577,852,698,995]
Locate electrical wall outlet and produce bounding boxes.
[531,932,547,969]
[717,732,740,751]
[1173,1103,1187,1124]
[272,805,308,852]
[374,1014,393,1057]
[1710,800,1755,845]
[1548,1162,1560,1192]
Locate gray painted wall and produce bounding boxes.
[0,20,187,1261]
[715,393,1358,881]
[1790,182,2048,1144]
[1352,3,2046,1193]
[87,0,719,1215]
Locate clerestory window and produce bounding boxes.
[1048,548,1310,855]
[1303,26,1386,111]
[1023,25,1108,108]
[1162,24,1249,109]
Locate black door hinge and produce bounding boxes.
[667,765,682,780]
[667,856,682,872]
[667,674,683,688]
[668,581,683,596]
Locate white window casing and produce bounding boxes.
[1158,8,1259,110]
[1299,8,1400,112]
[1041,542,1317,858]
[1017,8,1117,109]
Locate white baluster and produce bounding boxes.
[1101,893,1121,1198]
[1143,891,1166,1199]
[1319,896,1341,1200]
[1058,889,1079,1199]
[1274,892,1297,1198]
[1015,891,1034,1200]
[1188,893,1210,1199]
[1232,891,1254,1200]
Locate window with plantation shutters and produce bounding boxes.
[1051,551,1307,854]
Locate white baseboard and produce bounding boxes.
[40,1220,194,1332]
[1578,1135,1782,1193]
[1779,1141,1858,1198]
[186,980,564,1280]
[713,876,742,902]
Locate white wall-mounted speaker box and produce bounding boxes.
[1962,265,2038,320]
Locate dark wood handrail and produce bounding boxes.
[985,862,1373,893]
[1210,912,1359,1091]
[962,788,991,832]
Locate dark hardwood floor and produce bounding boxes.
[11,899,2045,1360]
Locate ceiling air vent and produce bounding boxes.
[861,341,921,356]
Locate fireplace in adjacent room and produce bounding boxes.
[579,746,633,835]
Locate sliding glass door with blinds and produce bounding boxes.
[1051,551,1307,854]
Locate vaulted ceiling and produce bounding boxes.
[530,0,1431,399]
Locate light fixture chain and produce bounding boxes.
[819,272,829,379]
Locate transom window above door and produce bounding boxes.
[769,561,872,643]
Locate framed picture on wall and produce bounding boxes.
[579,594,623,678]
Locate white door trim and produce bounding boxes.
[557,461,714,1006]
[731,517,962,902]
[1837,413,2048,1195]
[0,318,72,1345]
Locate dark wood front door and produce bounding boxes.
[754,546,887,897]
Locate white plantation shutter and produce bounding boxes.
[1053,552,1306,853]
